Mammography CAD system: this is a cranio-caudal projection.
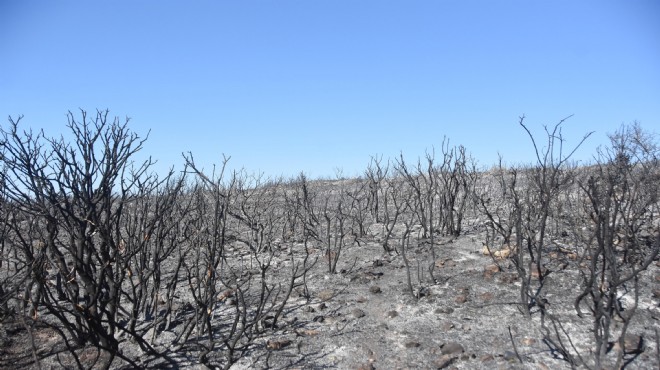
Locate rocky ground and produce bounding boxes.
[2,218,659,369]
[229,220,660,369]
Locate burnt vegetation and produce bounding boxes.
[0,110,658,369]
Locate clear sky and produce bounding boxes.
[2,1,659,179]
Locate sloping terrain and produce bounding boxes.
[1,185,659,369]
[224,220,660,369]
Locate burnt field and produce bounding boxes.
[1,112,658,369]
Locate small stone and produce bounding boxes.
[317,302,327,310]
[217,288,235,301]
[295,329,319,336]
[387,310,398,318]
[460,353,474,361]
[352,308,366,318]
[404,341,421,348]
[317,290,334,301]
[483,264,500,281]
[484,264,500,274]
[480,354,495,362]
[369,285,382,294]
[613,334,644,354]
[266,338,292,350]
[521,337,537,346]
[436,258,457,268]
[434,354,455,369]
[531,266,549,279]
[312,315,325,323]
[498,272,519,284]
[503,350,518,361]
[483,245,515,259]
[435,307,454,315]
[441,341,464,355]
[454,294,468,304]
[356,296,367,303]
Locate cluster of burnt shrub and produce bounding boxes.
[0,111,657,369]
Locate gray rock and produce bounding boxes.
[352,308,366,318]
[503,350,518,361]
[613,334,644,354]
[454,294,468,304]
[441,341,464,355]
[434,354,456,369]
[480,354,495,362]
[435,307,454,315]
[404,341,421,348]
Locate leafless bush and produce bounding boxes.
[320,183,350,274]
[344,178,370,240]
[280,175,321,299]
[381,177,410,254]
[176,157,315,369]
[175,156,255,368]
[365,156,389,224]
[0,110,180,368]
[0,175,20,319]
[475,159,520,268]
[398,185,429,299]
[434,141,478,237]
[568,123,659,369]
[394,142,478,285]
[478,118,659,369]
[121,170,188,345]
[477,115,591,317]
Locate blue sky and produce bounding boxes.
[2,1,659,179]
